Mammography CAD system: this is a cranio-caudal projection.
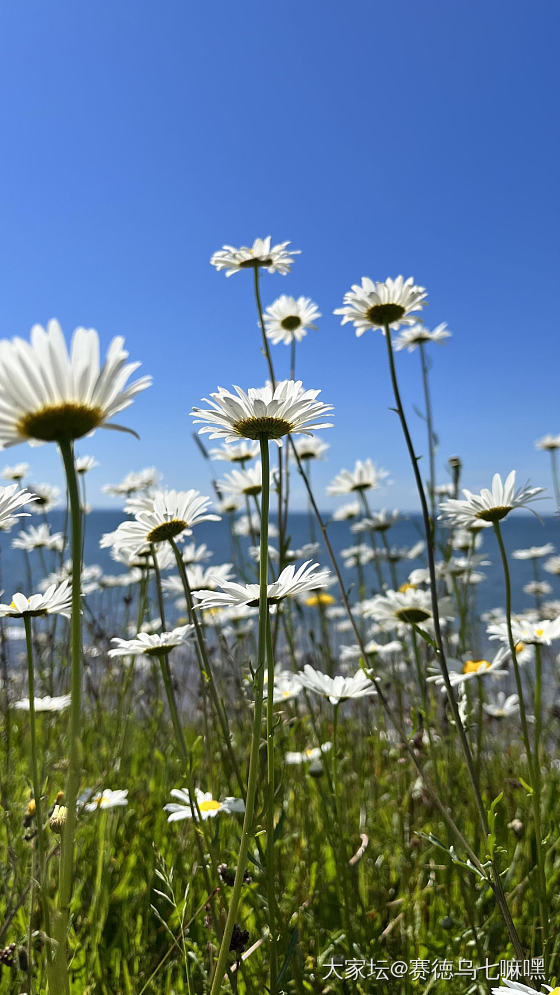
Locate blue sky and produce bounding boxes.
[1,0,559,513]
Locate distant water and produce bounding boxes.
[0,510,558,618]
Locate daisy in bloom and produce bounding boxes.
[191,380,333,446]
[293,436,329,461]
[110,489,220,549]
[75,455,98,474]
[535,434,560,451]
[2,463,29,481]
[218,462,267,498]
[427,647,510,691]
[439,471,545,527]
[84,789,128,812]
[263,295,320,345]
[233,512,278,537]
[216,496,243,515]
[0,319,151,447]
[298,664,376,705]
[12,524,64,553]
[181,542,213,565]
[332,500,361,521]
[364,588,453,629]
[163,563,234,595]
[394,322,451,352]
[492,981,560,995]
[0,581,72,618]
[210,236,299,277]
[285,742,332,764]
[483,692,520,718]
[351,509,400,533]
[13,694,71,712]
[545,556,560,575]
[193,561,331,610]
[29,483,60,511]
[488,616,560,647]
[334,276,427,336]
[109,624,193,658]
[524,581,552,597]
[327,459,389,495]
[103,467,159,497]
[164,787,245,822]
[270,669,303,704]
[0,484,37,528]
[512,544,555,560]
[209,441,259,463]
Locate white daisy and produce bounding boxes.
[193,561,331,610]
[298,664,376,705]
[512,544,555,560]
[218,461,267,498]
[29,483,60,511]
[524,581,552,597]
[209,441,259,463]
[427,647,510,691]
[181,542,213,565]
[334,276,427,336]
[535,434,560,451]
[84,788,128,812]
[483,692,520,718]
[12,524,64,553]
[394,322,451,351]
[210,236,299,277]
[75,455,98,474]
[285,742,332,764]
[13,694,71,712]
[164,787,245,822]
[293,436,329,461]
[232,512,278,538]
[492,980,559,995]
[351,509,400,533]
[0,484,37,528]
[109,624,193,658]
[544,556,560,575]
[327,459,390,495]
[270,669,303,704]
[264,295,320,345]
[163,563,234,594]
[439,471,544,527]
[0,320,151,446]
[103,467,160,497]
[488,616,560,647]
[110,489,220,549]
[0,581,72,618]
[2,463,29,481]
[191,379,333,446]
[331,500,361,521]
[365,588,452,628]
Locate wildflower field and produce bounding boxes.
[1,239,560,995]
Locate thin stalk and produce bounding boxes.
[265,602,279,994]
[23,615,51,967]
[419,341,437,525]
[209,432,271,995]
[50,439,84,994]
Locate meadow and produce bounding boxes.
[0,238,559,995]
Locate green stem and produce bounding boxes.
[265,606,278,994]
[209,433,271,995]
[23,615,52,968]
[50,439,84,994]
[419,341,437,525]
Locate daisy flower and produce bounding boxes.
[181,542,213,565]
[427,647,510,691]
[285,742,332,764]
[29,483,60,511]
[0,320,151,446]
[394,322,451,351]
[209,441,259,463]
[334,276,427,336]
[0,484,37,528]
[439,471,544,527]
[488,616,560,647]
[0,581,72,618]
[191,379,333,446]
[110,489,220,549]
[2,463,29,481]
[512,544,555,560]
[327,459,390,495]
[264,295,320,345]
[103,467,160,497]
[218,462,267,498]
[84,789,128,812]
[164,787,245,822]
[193,561,331,610]
[12,524,64,553]
[210,236,299,277]
[483,692,520,718]
[163,563,234,595]
[13,694,71,712]
[109,624,193,658]
[298,664,376,705]
[332,500,362,521]
[270,670,303,704]
[293,436,329,461]
[544,556,560,575]
[365,588,453,628]
[351,509,400,533]
[75,455,98,474]
[535,434,560,451]
[492,981,559,995]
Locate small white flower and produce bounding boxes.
[75,455,98,474]
[535,434,560,451]
[492,980,559,995]
[298,664,376,705]
[164,787,245,822]
[210,236,299,277]
[103,467,160,497]
[394,322,451,351]
[351,509,400,533]
[293,436,329,461]
[512,544,555,560]
[331,500,361,521]
[209,441,259,463]
[427,647,510,691]
[194,561,331,610]
[84,789,129,812]
[488,616,560,647]
[12,524,64,553]
[483,692,519,718]
[335,275,427,336]
[327,459,390,495]
[439,471,544,527]
[218,461,267,498]
[544,556,560,576]
[109,624,193,658]
[270,669,303,704]
[264,295,320,345]
[0,581,72,618]
[13,694,71,712]
[110,489,220,549]
[0,484,37,529]
[191,379,333,446]
[29,483,61,512]
[365,588,453,629]
[2,462,29,481]
[285,742,332,764]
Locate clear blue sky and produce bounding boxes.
[1,0,559,512]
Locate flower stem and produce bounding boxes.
[209,433,271,995]
[419,341,437,525]
[50,439,84,995]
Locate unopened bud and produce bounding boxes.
[49,805,67,835]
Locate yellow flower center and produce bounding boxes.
[548,988,560,995]
[146,519,188,542]
[199,799,221,813]
[515,642,525,655]
[475,505,511,523]
[535,628,544,637]
[462,659,490,674]
[399,582,417,593]
[304,748,315,757]
[18,403,104,443]
[305,593,335,606]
